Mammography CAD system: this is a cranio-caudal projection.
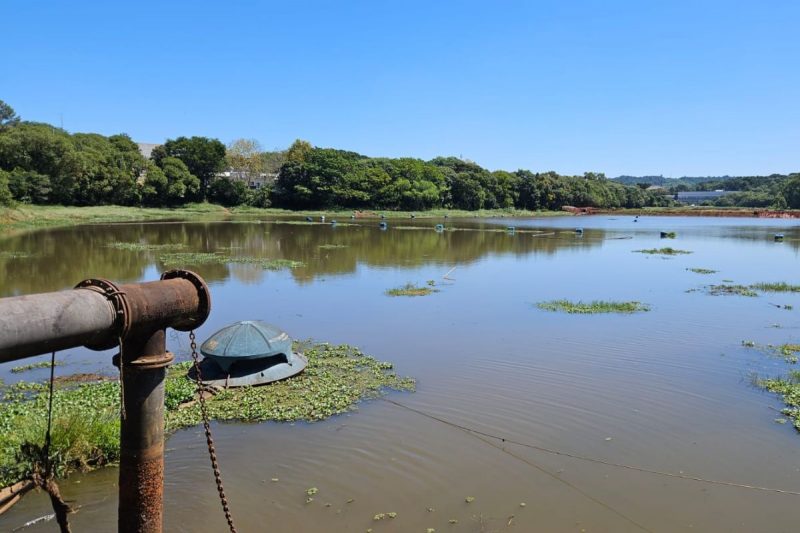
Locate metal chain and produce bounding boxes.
[189,331,238,533]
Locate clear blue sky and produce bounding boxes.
[2,0,798,177]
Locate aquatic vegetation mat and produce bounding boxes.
[385,282,439,297]
[759,371,800,430]
[536,300,650,314]
[751,282,800,293]
[687,268,717,275]
[705,284,758,297]
[159,252,303,270]
[0,342,413,486]
[633,247,692,255]
[106,242,187,252]
[11,361,65,373]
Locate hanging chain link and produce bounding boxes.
[189,331,238,533]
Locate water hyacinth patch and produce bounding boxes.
[159,252,303,270]
[0,342,413,486]
[385,283,439,297]
[751,282,800,293]
[536,300,650,314]
[633,247,692,255]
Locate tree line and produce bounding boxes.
[8,98,791,211]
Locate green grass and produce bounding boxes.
[159,252,303,270]
[687,268,717,274]
[385,283,439,297]
[751,282,800,293]
[536,300,650,314]
[633,247,693,255]
[0,203,228,235]
[0,342,414,486]
[1,204,569,237]
[706,284,758,297]
[11,361,64,373]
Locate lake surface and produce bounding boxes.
[2,215,800,532]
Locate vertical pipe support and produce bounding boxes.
[115,331,173,533]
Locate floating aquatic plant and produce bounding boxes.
[751,282,800,293]
[159,252,303,270]
[536,300,650,314]
[687,268,717,275]
[706,285,757,297]
[11,361,64,373]
[633,247,692,255]
[106,242,186,252]
[0,342,414,487]
[385,283,439,297]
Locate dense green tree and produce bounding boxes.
[0,100,20,131]
[208,177,248,206]
[6,168,51,203]
[246,185,272,208]
[142,157,200,206]
[783,175,800,209]
[0,170,13,206]
[152,136,226,199]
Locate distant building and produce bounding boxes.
[673,190,738,203]
[218,170,279,189]
[136,143,159,160]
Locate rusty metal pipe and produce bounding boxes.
[0,271,209,363]
[0,270,211,533]
[0,290,117,363]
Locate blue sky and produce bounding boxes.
[2,1,798,177]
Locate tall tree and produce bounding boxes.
[0,100,20,131]
[152,136,226,199]
[226,138,264,186]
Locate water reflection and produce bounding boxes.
[0,219,609,294]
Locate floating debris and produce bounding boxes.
[660,231,676,238]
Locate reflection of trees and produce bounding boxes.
[0,221,609,295]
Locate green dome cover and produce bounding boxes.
[200,320,292,372]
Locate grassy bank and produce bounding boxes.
[0,204,567,235]
[0,342,414,486]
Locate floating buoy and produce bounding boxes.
[435,224,444,232]
[379,221,388,230]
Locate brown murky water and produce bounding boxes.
[2,215,800,532]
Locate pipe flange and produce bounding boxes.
[75,278,131,348]
[160,269,211,331]
[112,351,174,370]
